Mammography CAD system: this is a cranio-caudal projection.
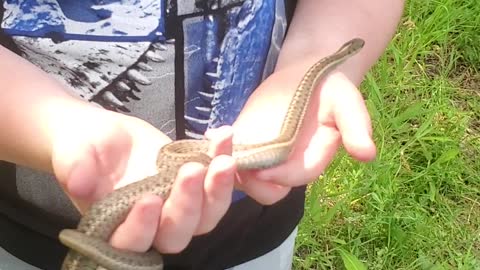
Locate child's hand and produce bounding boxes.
[231,68,377,205]
[51,108,236,254]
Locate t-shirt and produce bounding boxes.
[0,1,305,269]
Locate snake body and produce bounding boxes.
[58,38,365,270]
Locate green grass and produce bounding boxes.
[293,0,480,269]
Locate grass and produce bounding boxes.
[293,0,480,269]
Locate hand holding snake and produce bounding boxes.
[58,38,367,270]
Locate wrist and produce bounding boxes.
[276,0,404,85]
[7,92,95,172]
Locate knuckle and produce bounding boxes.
[177,201,199,217]
[207,185,230,203]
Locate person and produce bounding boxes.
[0,0,404,269]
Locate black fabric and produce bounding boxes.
[0,186,305,270]
[0,212,68,270]
[285,0,297,29]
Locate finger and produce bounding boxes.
[204,125,234,157]
[62,145,101,209]
[236,176,291,205]
[327,74,376,161]
[109,195,163,252]
[195,155,236,235]
[154,162,206,254]
[253,125,341,186]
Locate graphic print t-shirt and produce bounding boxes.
[0,1,305,269]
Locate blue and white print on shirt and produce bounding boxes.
[0,0,288,213]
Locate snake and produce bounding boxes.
[58,38,365,270]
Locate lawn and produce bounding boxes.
[293,0,480,269]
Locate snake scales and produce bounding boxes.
[58,38,365,270]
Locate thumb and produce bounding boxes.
[325,73,376,162]
[51,120,133,212]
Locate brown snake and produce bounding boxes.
[58,38,365,270]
